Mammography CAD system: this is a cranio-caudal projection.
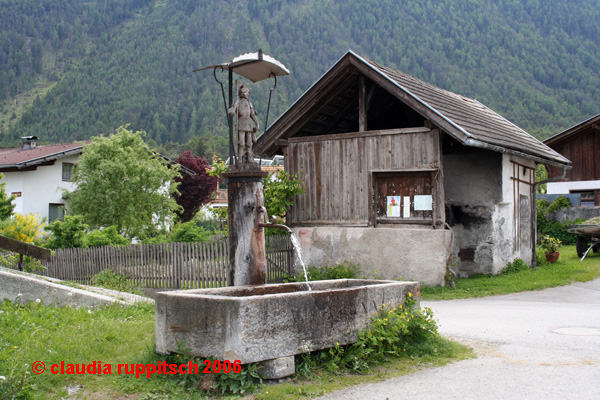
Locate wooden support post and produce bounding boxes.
[223,167,269,286]
[359,76,367,132]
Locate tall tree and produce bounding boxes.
[174,151,220,222]
[67,126,181,239]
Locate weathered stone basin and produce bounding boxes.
[155,279,420,365]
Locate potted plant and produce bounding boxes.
[541,235,562,264]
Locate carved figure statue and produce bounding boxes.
[228,84,259,164]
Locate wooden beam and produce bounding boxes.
[0,235,52,261]
[359,76,367,132]
[347,56,472,144]
[288,127,431,143]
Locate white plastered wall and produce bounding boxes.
[0,154,78,221]
[547,180,600,194]
[495,154,536,270]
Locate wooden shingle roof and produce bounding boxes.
[259,51,570,168]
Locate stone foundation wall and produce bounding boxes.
[293,226,452,286]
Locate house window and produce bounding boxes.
[570,190,599,206]
[49,204,65,223]
[62,163,74,182]
[373,170,435,225]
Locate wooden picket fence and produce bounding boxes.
[39,235,294,289]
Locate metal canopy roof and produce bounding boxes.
[194,50,290,83]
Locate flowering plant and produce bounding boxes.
[540,235,561,254]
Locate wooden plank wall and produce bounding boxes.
[285,127,442,225]
[547,128,600,181]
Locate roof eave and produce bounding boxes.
[465,138,571,168]
[544,114,600,147]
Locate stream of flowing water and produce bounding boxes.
[290,233,312,291]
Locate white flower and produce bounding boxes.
[35,299,41,304]
[87,310,92,314]
[67,292,73,297]
[0,376,6,381]
[16,293,22,297]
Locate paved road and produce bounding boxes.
[318,279,600,400]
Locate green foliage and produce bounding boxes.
[90,269,138,294]
[170,221,214,243]
[284,261,362,282]
[207,155,229,178]
[0,213,44,244]
[3,0,600,147]
[0,173,15,221]
[85,226,129,248]
[44,214,88,249]
[67,126,182,239]
[540,235,562,254]
[208,207,228,231]
[535,164,548,194]
[501,258,529,274]
[158,342,263,396]
[263,170,306,220]
[296,294,443,375]
[0,253,44,273]
[214,362,263,395]
[536,196,579,245]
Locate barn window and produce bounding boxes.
[373,170,435,225]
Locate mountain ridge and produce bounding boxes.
[1,0,598,158]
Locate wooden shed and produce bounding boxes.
[544,114,600,206]
[259,51,570,284]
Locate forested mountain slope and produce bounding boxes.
[1,0,598,158]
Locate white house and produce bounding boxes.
[0,137,84,222]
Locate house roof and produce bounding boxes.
[543,114,600,148]
[0,141,197,176]
[259,50,570,168]
[0,142,84,170]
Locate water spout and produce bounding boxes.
[258,222,292,233]
[254,189,311,291]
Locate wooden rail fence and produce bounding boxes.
[38,235,294,289]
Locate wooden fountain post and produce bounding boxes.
[223,165,269,286]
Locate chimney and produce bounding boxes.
[21,136,38,150]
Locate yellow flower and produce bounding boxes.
[408,292,412,297]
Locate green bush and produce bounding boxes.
[0,253,44,273]
[500,258,529,274]
[44,215,88,249]
[285,261,363,282]
[536,196,580,245]
[85,226,129,247]
[170,221,214,243]
[296,294,442,374]
[90,269,138,293]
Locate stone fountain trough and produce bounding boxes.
[156,279,420,377]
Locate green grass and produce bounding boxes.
[13,243,594,398]
[0,298,473,399]
[422,245,600,300]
